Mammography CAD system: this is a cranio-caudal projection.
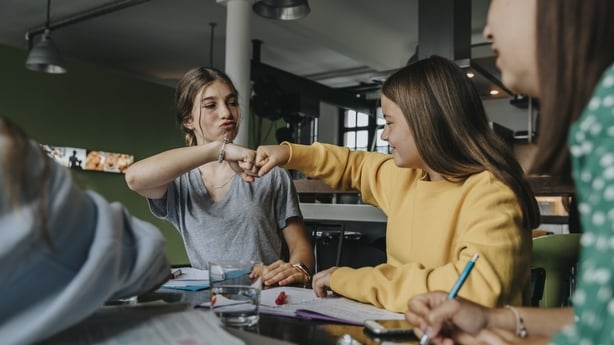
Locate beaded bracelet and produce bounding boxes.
[505,305,528,338]
[218,137,228,163]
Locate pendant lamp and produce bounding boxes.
[25,0,66,74]
[253,0,310,20]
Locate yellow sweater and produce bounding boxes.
[285,142,531,312]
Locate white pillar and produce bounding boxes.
[218,0,252,147]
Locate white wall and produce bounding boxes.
[318,102,340,144]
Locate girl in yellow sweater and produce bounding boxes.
[253,56,540,312]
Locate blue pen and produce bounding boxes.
[419,253,479,345]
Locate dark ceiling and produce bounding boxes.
[0,0,504,98]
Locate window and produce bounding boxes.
[373,107,390,153]
[340,107,390,153]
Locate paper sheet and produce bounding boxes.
[40,304,244,345]
[161,267,209,290]
[258,286,404,325]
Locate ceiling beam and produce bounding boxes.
[418,0,471,61]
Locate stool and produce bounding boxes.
[531,233,581,308]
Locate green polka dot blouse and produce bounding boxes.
[551,63,614,345]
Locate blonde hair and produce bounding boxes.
[175,67,239,146]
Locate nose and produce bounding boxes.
[219,103,233,119]
[380,127,389,141]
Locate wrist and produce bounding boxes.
[488,307,515,330]
[504,305,528,338]
[292,263,311,288]
[490,306,529,338]
[218,137,228,163]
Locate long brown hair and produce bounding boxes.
[381,56,540,230]
[530,0,614,182]
[0,115,53,249]
[175,67,239,146]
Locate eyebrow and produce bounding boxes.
[201,94,237,102]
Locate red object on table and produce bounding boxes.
[275,291,287,305]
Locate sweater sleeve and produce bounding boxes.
[283,142,396,210]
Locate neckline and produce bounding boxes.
[202,173,234,189]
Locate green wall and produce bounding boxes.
[0,43,189,264]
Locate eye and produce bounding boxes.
[203,102,216,109]
[227,98,239,107]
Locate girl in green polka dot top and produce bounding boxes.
[404,1,614,344]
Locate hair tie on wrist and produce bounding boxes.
[218,137,228,163]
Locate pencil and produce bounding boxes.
[419,253,479,345]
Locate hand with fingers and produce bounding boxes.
[405,292,490,345]
[249,263,265,280]
[312,267,338,297]
[261,260,310,287]
[222,143,259,182]
[255,144,291,176]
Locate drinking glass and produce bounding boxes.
[208,260,262,327]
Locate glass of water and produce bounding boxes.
[208,260,262,327]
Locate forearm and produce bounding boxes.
[288,244,314,273]
[283,220,315,274]
[488,307,574,337]
[125,142,220,197]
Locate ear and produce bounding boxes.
[183,118,194,130]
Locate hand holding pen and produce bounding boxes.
[417,253,479,345]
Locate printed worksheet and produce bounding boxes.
[259,286,404,325]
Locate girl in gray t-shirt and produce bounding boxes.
[125,67,314,288]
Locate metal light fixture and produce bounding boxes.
[25,0,66,74]
[25,29,66,74]
[253,0,310,20]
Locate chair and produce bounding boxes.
[530,267,546,307]
[531,233,581,307]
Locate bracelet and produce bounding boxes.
[505,305,528,338]
[218,137,228,163]
[292,263,311,288]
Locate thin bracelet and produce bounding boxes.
[505,305,528,338]
[218,137,228,163]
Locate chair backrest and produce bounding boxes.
[531,233,581,307]
[530,267,546,307]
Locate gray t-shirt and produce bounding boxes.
[148,167,302,268]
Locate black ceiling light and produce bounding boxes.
[253,0,310,20]
[25,0,66,74]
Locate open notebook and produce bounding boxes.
[257,286,404,325]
